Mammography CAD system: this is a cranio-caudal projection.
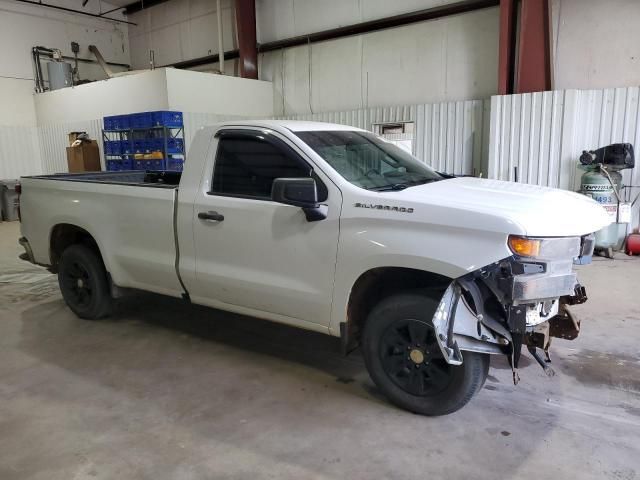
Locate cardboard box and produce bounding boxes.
[66,141,101,173]
[68,131,88,146]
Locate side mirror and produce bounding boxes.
[271,178,327,222]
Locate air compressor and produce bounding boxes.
[579,143,634,258]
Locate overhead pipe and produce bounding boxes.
[162,50,240,70]
[13,0,137,25]
[98,5,126,17]
[166,0,498,71]
[88,45,115,78]
[32,47,46,92]
[216,0,225,74]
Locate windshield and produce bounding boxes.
[295,130,443,191]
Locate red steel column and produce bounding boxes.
[515,0,551,93]
[498,0,516,94]
[235,0,258,79]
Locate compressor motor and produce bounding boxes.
[579,143,634,258]
[580,143,635,168]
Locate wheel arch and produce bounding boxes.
[49,223,106,273]
[342,266,452,352]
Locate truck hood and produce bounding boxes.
[391,177,610,237]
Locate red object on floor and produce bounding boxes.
[626,233,640,255]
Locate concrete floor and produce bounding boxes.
[1,221,639,480]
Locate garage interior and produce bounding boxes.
[1,0,639,478]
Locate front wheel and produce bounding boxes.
[362,292,489,416]
[58,244,112,319]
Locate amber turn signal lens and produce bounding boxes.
[508,235,541,257]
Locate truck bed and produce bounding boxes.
[24,170,182,187]
[20,169,184,297]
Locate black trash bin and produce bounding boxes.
[1,180,19,222]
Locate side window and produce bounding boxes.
[211,134,327,201]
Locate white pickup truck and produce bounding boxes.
[18,120,609,415]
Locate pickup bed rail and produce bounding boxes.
[24,170,181,187]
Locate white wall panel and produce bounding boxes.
[0,126,41,179]
[278,99,488,176]
[128,0,235,69]
[488,87,640,229]
[551,0,640,91]
[166,69,273,118]
[37,119,104,174]
[259,7,499,116]
[34,70,169,125]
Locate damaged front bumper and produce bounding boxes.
[431,234,594,382]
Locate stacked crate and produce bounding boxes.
[103,111,185,172]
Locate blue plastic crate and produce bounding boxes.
[134,159,164,170]
[133,159,148,170]
[104,140,122,155]
[106,160,119,171]
[115,115,131,130]
[131,112,153,129]
[132,139,150,153]
[150,159,164,170]
[120,159,133,170]
[148,138,164,152]
[104,115,131,130]
[120,140,133,155]
[166,138,184,153]
[104,116,116,130]
[166,159,184,171]
[152,111,183,127]
[106,159,132,171]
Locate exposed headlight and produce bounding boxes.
[508,235,581,260]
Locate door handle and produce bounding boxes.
[198,211,224,222]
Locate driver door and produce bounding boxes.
[189,128,342,328]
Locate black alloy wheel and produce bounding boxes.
[362,292,489,416]
[58,244,112,319]
[379,318,453,396]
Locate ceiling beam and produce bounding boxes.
[13,0,136,25]
[124,0,173,15]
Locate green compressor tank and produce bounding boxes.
[580,166,625,255]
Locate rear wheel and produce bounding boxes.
[362,292,489,415]
[58,244,112,319]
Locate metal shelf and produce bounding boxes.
[103,125,185,171]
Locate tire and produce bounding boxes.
[58,244,112,319]
[362,292,489,416]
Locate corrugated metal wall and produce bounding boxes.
[37,119,105,174]
[278,100,490,176]
[488,87,640,227]
[29,100,488,179]
[0,126,41,180]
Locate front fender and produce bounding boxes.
[329,218,512,335]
